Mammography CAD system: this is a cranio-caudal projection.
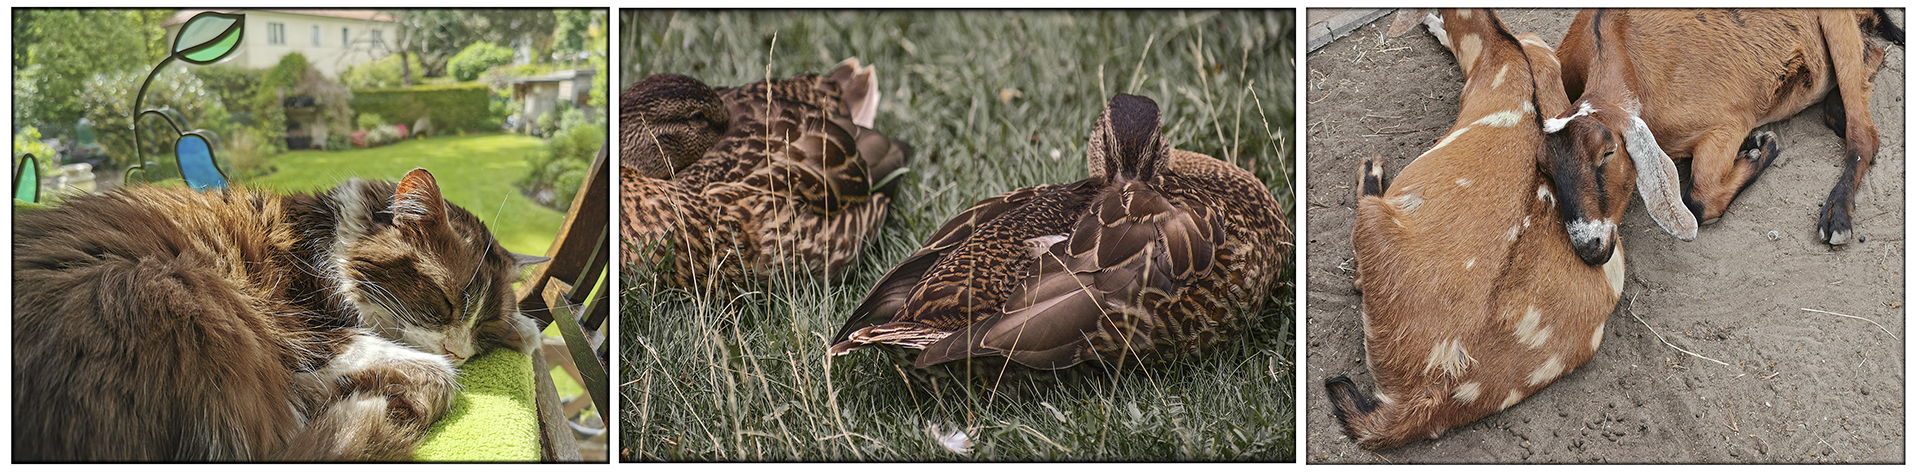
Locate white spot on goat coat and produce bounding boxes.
[1544,102,1598,133]
[1500,390,1524,410]
[1538,185,1555,204]
[1603,246,1626,298]
[1514,306,1552,349]
[1426,126,1471,156]
[1452,381,1483,404]
[1527,355,1564,386]
[1456,178,1473,188]
[1389,193,1425,213]
[1591,322,1607,352]
[1424,13,1451,49]
[1473,107,1527,128]
[1490,64,1509,88]
[1456,35,1484,71]
[1424,339,1474,378]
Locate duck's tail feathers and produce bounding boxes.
[830,58,882,128]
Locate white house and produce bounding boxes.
[162,9,398,78]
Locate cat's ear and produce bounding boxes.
[512,252,551,268]
[392,168,448,228]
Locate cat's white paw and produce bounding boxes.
[504,313,544,355]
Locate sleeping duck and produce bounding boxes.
[829,94,1290,372]
[620,58,910,290]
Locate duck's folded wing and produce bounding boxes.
[829,183,1064,351]
[915,184,1223,369]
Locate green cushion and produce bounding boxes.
[15,199,51,211]
[414,348,541,461]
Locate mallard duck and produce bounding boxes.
[620,58,910,289]
[829,94,1290,371]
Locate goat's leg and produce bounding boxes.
[1682,128,1775,224]
[1816,11,1884,245]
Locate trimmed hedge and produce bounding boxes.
[350,83,491,133]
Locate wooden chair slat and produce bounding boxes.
[543,277,609,419]
[533,353,583,462]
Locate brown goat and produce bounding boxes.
[1326,9,1625,451]
[1546,9,1901,254]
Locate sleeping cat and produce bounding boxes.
[12,168,546,461]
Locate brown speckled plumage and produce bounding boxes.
[829,94,1291,372]
[620,59,909,290]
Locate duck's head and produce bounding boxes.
[1086,94,1170,185]
[620,74,729,179]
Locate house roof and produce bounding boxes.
[163,9,397,27]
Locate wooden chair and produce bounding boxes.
[516,145,611,462]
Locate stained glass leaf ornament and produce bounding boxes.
[174,12,244,65]
[176,131,228,190]
[127,12,243,188]
[14,154,41,203]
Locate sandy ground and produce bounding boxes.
[1304,9,1905,463]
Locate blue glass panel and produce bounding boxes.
[176,135,226,191]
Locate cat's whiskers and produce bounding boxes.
[464,195,512,292]
[349,279,418,333]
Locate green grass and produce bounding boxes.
[621,10,1296,461]
[246,133,564,257]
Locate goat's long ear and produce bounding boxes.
[1387,9,1432,37]
[1623,116,1698,241]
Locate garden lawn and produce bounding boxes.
[247,133,564,258]
[622,10,1296,461]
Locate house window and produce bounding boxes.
[341,27,349,47]
[312,25,320,47]
[268,22,285,45]
[371,29,384,48]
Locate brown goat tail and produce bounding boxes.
[1327,375,1450,450]
[1358,157,1387,197]
[1871,8,1904,46]
[1325,375,1378,434]
[1325,375,1405,449]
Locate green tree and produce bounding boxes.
[552,9,594,63]
[192,65,267,123]
[579,10,609,109]
[13,126,60,178]
[385,9,558,78]
[13,9,172,138]
[80,67,230,168]
[447,41,514,81]
[341,54,428,89]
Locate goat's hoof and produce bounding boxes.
[1740,131,1781,168]
[1818,198,1854,246]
